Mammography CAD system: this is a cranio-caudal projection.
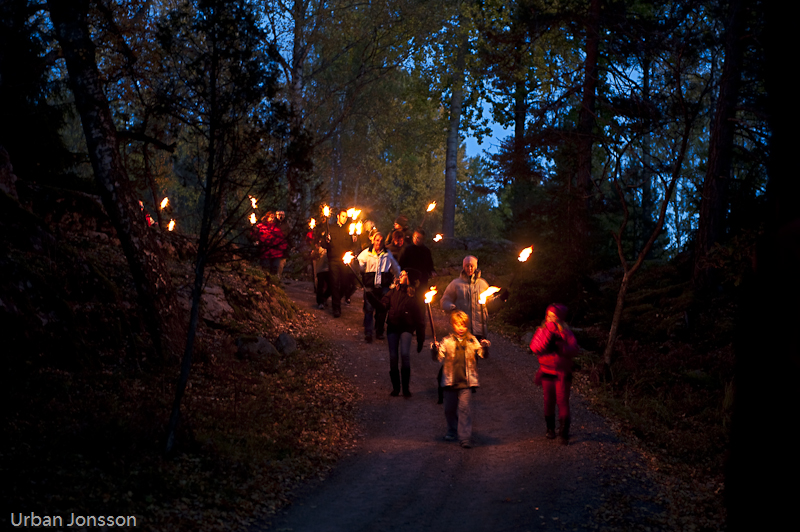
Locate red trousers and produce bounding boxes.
[540,372,571,419]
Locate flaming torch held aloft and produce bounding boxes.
[168,219,176,232]
[342,251,366,288]
[322,204,331,238]
[424,286,438,345]
[478,286,501,354]
[421,201,437,225]
[518,246,534,262]
[249,195,258,209]
[309,218,316,230]
[249,213,257,225]
[160,197,169,210]
[433,234,443,242]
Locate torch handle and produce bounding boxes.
[427,303,437,345]
[347,262,366,289]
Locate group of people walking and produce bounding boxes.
[255,206,580,448]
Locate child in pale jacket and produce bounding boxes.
[432,310,489,448]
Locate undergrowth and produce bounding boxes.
[2,207,359,531]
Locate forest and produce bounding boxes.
[1,0,797,531]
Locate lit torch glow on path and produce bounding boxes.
[518,246,534,262]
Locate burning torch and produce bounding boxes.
[433,234,443,243]
[478,286,501,357]
[518,245,534,262]
[322,204,331,239]
[342,251,366,289]
[421,201,436,225]
[424,286,438,346]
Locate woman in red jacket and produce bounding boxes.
[530,304,579,444]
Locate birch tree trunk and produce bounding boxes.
[442,30,468,239]
[48,0,180,359]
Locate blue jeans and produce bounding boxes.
[387,331,413,371]
[363,287,388,336]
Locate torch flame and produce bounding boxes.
[168,219,176,232]
[323,205,330,217]
[349,222,356,235]
[478,286,501,305]
[433,234,443,242]
[249,213,257,225]
[342,251,354,265]
[518,246,534,262]
[249,195,257,209]
[347,208,362,220]
[309,218,316,229]
[160,197,169,210]
[424,286,437,304]
[427,201,436,212]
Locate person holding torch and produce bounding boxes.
[324,209,355,318]
[373,269,425,397]
[439,255,492,403]
[357,232,400,343]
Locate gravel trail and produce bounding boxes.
[256,281,666,532]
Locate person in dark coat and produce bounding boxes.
[379,269,425,397]
[399,228,436,289]
[324,209,355,318]
[529,304,580,444]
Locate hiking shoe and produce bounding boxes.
[376,333,385,340]
[460,440,473,449]
[333,310,341,318]
[365,334,373,343]
[317,304,325,310]
[443,434,457,442]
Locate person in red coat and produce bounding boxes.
[529,304,580,444]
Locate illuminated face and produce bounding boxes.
[412,232,424,246]
[398,270,408,284]
[452,320,468,336]
[276,211,285,220]
[373,234,384,250]
[266,213,275,223]
[338,211,348,225]
[546,311,558,323]
[463,257,477,276]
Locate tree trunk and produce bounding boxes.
[165,33,222,455]
[442,31,468,240]
[48,0,180,359]
[693,0,747,289]
[604,119,694,373]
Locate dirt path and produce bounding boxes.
[255,281,667,531]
